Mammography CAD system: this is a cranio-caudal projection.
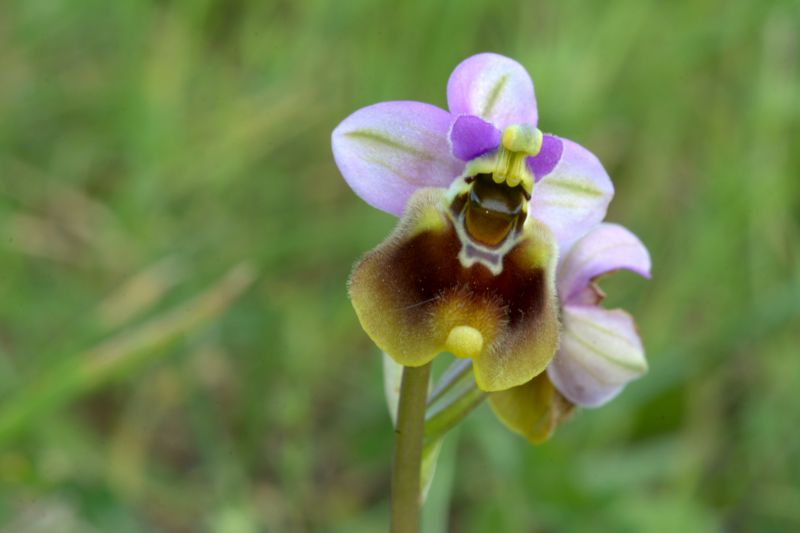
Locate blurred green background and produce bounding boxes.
[1,0,799,531]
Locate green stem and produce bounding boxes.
[390,363,432,533]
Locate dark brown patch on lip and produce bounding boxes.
[386,217,546,330]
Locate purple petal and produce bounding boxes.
[547,305,647,407]
[449,115,501,161]
[332,101,464,216]
[526,134,563,182]
[529,138,614,252]
[446,53,537,130]
[557,223,651,304]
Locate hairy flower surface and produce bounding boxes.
[333,53,618,392]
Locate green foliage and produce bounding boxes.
[1,0,799,531]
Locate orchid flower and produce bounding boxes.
[489,223,652,442]
[333,53,614,392]
[334,54,652,529]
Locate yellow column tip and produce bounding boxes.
[501,124,543,156]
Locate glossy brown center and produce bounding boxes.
[464,174,526,247]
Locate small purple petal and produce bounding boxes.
[332,101,464,216]
[547,305,647,407]
[557,223,652,304]
[449,115,501,161]
[526,134,563,182]
[446,53,537,130]
[530,138,614,252]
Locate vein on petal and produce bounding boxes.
[541,176,606,198]
[345,129,437,161]
[364,156,429,186]
[565,313,646,372]
[562,332,642,387]
[536,199,592,209]
[482,74,509,118]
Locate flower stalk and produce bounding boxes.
[391,363,432,533]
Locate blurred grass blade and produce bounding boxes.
[0,263,257,445]
[96,255,186,329]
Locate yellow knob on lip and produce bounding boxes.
[446,325,484,359]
